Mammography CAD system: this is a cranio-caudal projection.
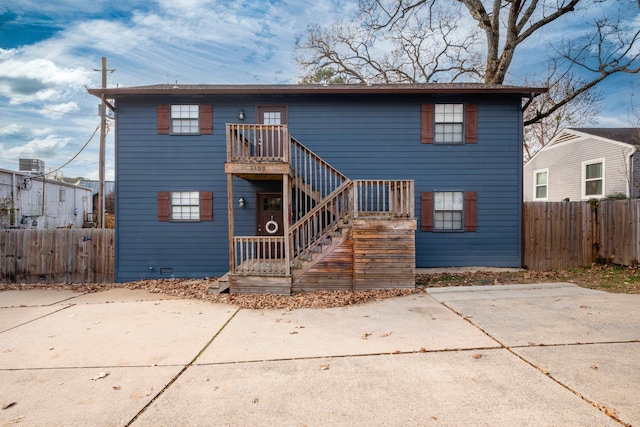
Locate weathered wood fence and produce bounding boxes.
[523,200,640,270]
[2,201,639,284]
[0,229,114,283]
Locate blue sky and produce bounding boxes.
[0,0,638,180]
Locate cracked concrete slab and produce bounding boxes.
[0,366,179,427]
[198,292,499,364]
[427,282,604,301]
[135,350,618,427]
[0,289,82,307]
[514,342,640,427]
[0,299,237,369]
[430,284,640,346]
[0,305,69,334]
[68,288,179,304]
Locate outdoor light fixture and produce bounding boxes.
[31,219,37,227]
[20,215,27,225]
[238,197,245,208]
[238,109,245,120]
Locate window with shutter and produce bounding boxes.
[157,104,212,135]
[420,191,477,232]
[158,191,213,222]
[421,103,477,144]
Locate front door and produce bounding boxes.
[256,105,287,159]
[257,192,284,258]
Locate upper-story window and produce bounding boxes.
[582,159,604,198]
[534,169,548,200]
[421,103,477,144]
[434,104,464,144]
[171,105,199,134]
[157,104,212,135]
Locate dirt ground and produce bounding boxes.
[1,264,638,310]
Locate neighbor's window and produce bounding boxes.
[434,104,464,144]
[583,159,604,198]
[534,169,548,200]
[171,191,200,221]
[171,105,199,134]
[434,191,464,230]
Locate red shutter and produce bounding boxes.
[464,192,477,232]
[158,192,170,221]
[158,104,170,134]
[421,104,433,144]
[465,103,477,144]
[200,191,213,221]
[200,104,213,134]
[420,192,434,231]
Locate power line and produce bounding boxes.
[40,124,101,178]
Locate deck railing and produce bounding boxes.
[353,180,414,218]
[226,124,290,162]
[232,236,288,275]
[290,137,348,222]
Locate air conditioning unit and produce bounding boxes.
[19,159,45,174]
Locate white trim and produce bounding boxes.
[532,168,549,201]
[581,158,605,199]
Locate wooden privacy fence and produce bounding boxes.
[0,229,114,284]
[523,200,640,270]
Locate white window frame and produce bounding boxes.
[581,158,605,199]
[434,103,464,144]
[533,168,549,201]
[171,191,200,221]
[170,104,200,135]
[434,191,464,231]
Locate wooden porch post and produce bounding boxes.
[227,174,235,273]
[283,172,291,276]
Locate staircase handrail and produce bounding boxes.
[288,180,353,260]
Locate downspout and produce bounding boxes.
[629,147,637,198]
[11,172,16,227]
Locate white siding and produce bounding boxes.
[0,169,93,229]
[524,136,635,201]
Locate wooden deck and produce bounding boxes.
[225,123,416,295]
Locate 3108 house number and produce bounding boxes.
[249,165,266,171]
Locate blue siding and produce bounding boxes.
[114,94,523,281]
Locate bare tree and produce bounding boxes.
[523,68,602,160]
[295,0,640,156]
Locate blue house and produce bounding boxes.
[88,83,544,294]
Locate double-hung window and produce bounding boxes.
[582,159,604,198]
[421,191,477,232]
[434,191,464,230]
[421,103,477,144]
[434,104,464,144]
[157,104,212,135]
[157,191,213,222]
[534,169,548,200]
[171,105,199,134]
[171,191,200,221]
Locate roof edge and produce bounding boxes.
[87,83,547,98]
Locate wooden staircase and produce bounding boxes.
[224,124,416,295]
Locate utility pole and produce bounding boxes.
[95,57,114,228]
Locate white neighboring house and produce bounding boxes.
[0,168,93,229]
[523,128,640,202]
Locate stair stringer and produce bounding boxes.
[291,227,354,292]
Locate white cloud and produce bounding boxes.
[40,102,79,118]
[0,58,91,102]
[0,124,23,135]
[2,135,70,160]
